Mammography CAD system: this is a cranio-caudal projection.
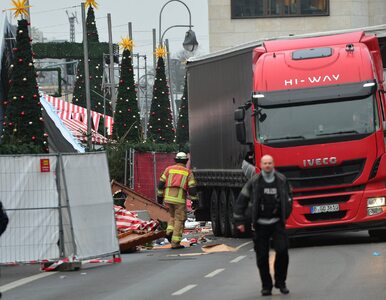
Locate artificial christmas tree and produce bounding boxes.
[147,46,174,143]
[2,16,48,153]
[113,38,142,141]
[176,75,189,147]
[72,0,112,116]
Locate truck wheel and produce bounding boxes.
[210,189,221,236]
[368,229,386,241]
[219,189,231,237]
[227,189,242,237]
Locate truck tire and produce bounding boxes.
[219,189,231,237]
[368,229,386,241]
[210,189,222,236]
[227,188,242,237]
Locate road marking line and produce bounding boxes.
[230,255,246,263]
[204,268,225,278]
[0,272,57,293]
[250,248,254,252]
[172,284,197,296]
[236,241,252,250]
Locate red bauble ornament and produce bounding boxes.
[20,112,25,116]
[18,58,23,63]
[20,95,25,100]
[32,136,36,141]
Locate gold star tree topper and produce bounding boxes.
[8,0,31,18]
[155,45,167,58]
[85,0,98,9]
[119,38,134,51]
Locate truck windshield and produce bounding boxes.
[256,95,379,144]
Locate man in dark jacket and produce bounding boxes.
[234,155,293,296]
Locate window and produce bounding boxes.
[231,0,329,18]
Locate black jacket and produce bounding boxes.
[233,171,293,226]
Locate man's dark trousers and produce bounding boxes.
[253,222,289,290]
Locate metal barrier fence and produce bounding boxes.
[0,152,119,265]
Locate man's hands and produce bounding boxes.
[157,196,164,205]
[237,224,245,233]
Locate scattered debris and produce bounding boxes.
[201,244,237,253]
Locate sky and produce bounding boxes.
[0,0,209,67]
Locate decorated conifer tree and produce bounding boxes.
[147,46,175,143]
[72,0,111,116]
[176,75,189,146]
[113,38,141,141]
[2,8,48,153]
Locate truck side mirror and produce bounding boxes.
[235,121,247,144]
[234,108,245,121]
[234,108,247,144]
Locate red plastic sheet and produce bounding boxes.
[134,152,175,201]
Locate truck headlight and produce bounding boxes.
[367,197,386,208]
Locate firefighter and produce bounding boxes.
[157,152,198,249]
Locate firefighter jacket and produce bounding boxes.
[233,171,293,226]
[157,163,198,205]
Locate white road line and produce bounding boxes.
[230,255,246,263]
[250,248,254,252]
[204,268,225,278]
[0,272,57,293]
[172,284,197,296]
[236,241,252,250]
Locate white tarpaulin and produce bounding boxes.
[0,153,119,264]
[59,152,119,259]
[0,155,60,263]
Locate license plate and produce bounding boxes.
[310,204,339,214]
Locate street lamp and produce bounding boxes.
[157,0,198,126]
[158,0,199,51]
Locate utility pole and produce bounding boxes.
[25,0,31,40]
[152,28,156,69]
[81,2,92,150]
[107,13,117,114]
[165,39,176,127]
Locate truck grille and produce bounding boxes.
[277,159,365,189]
[299,195,350,222]
[305,211,347,221]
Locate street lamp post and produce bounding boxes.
[158,0,198,126]
[158,0,198,51]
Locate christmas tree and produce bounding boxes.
[147,46,175,143]
[72,1,112,116]
[176,75,189,146]
[113,38,142,141]
[2,16,48,153]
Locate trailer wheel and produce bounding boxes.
[219,189,231,237]
[227,189,241,237]
[368,229,386,241]
[210,189,221,236]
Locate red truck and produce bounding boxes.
[187,26,386,238]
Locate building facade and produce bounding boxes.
[208,0,386,52]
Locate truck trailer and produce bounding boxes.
[187,25,386,238]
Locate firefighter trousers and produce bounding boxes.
[253,222,289,290]
[165,202,186,246]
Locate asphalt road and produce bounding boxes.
[1,231,386,300]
